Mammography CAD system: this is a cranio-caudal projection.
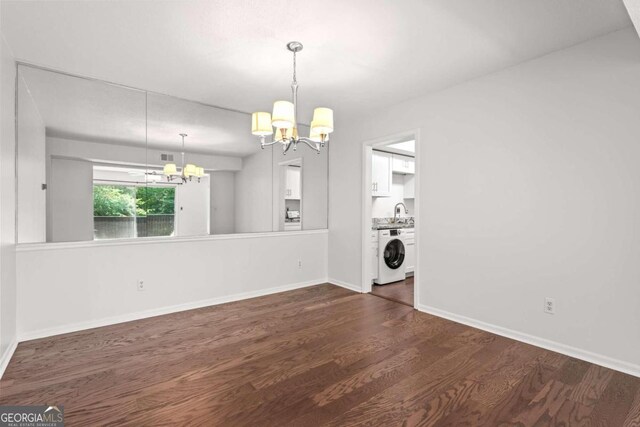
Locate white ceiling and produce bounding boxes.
[3,0,632,124]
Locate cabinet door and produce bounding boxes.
[371,232,379,281]
[392,154,415,174]
[285,168,292,199]
[405,242,415,273]
[290,167,301,199]
[404,174,415,199]
[372,151,392,197]
[285,167,301,200]
[406,157,415,174]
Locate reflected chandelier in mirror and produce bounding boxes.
[157,134,205,183]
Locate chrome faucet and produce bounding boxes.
[393,202,409,223]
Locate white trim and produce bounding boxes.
[16,228,328,252]
[412,129,421,308]
[361,145,373,293]
[0,340,18,380]
[18,279,327,342]
[417,303,640,378]
[329,278,363,293]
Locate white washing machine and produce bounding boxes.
[375,228,407,284]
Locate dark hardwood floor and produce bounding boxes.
[372,275,414,306]
[1,283,639,426]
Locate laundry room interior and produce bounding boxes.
[370,138,416,307]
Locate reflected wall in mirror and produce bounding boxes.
[146,93,247,237]
[16,65,329,244]
[17,65,147,243]
[272,125,329,232]
[278,159,302,231]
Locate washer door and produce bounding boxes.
[384,239,405,269]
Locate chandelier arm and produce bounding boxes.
[261,139,280,148]
[282,140,294,155]
[297,137,321,153]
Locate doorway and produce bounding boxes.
[361,130,420,308]
[276,158,303,231]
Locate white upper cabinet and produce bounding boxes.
[371,151,392,197]
[392,154,415,174]
[285,166,301,200]
[404,174,415,199]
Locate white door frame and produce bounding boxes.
[361,129,421,308]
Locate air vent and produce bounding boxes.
[161,153,174,162]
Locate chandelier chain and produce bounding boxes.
[292,50,297,84]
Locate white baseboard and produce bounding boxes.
[417,304,640,378]
[18,279,326,343]
[0,339,18,380]
[328,278,362,293]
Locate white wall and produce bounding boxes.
[330,28,640,372]
[234,149,273,233]
[175,175,210,236]
[16,77,46,243]
[49,157,93,242]
[371,173,414,218]
[46,136,242,171]
[16,231,328,339]
[210,171,235,234]
[0,34,17,371]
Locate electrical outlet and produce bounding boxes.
[137,280,146,292]
[298,260,302,269]
[544,297,555,314]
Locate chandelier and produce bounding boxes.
[251,41,334,154]
[162,133,205,183]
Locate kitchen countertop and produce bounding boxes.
[372,223,415,230]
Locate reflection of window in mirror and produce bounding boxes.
[93,166,177,240]
[92,165,209,240]
[280,159,302,231]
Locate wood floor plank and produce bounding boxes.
[404,378,481,426]
[313,346,421,407]
[624,387,640,427]
[323,331,491,426]
[371,276,414,306]
[1,283,638,426]
[535,399,594,427]
[471,360,558,426]
[509,379,574,425]
[569,364,615,407]
[589,371,640,427]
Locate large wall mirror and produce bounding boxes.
[16,65,329,244]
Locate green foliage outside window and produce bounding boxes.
[136,187,176,216]
[93,185,175,217]
[93,185,136,217]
